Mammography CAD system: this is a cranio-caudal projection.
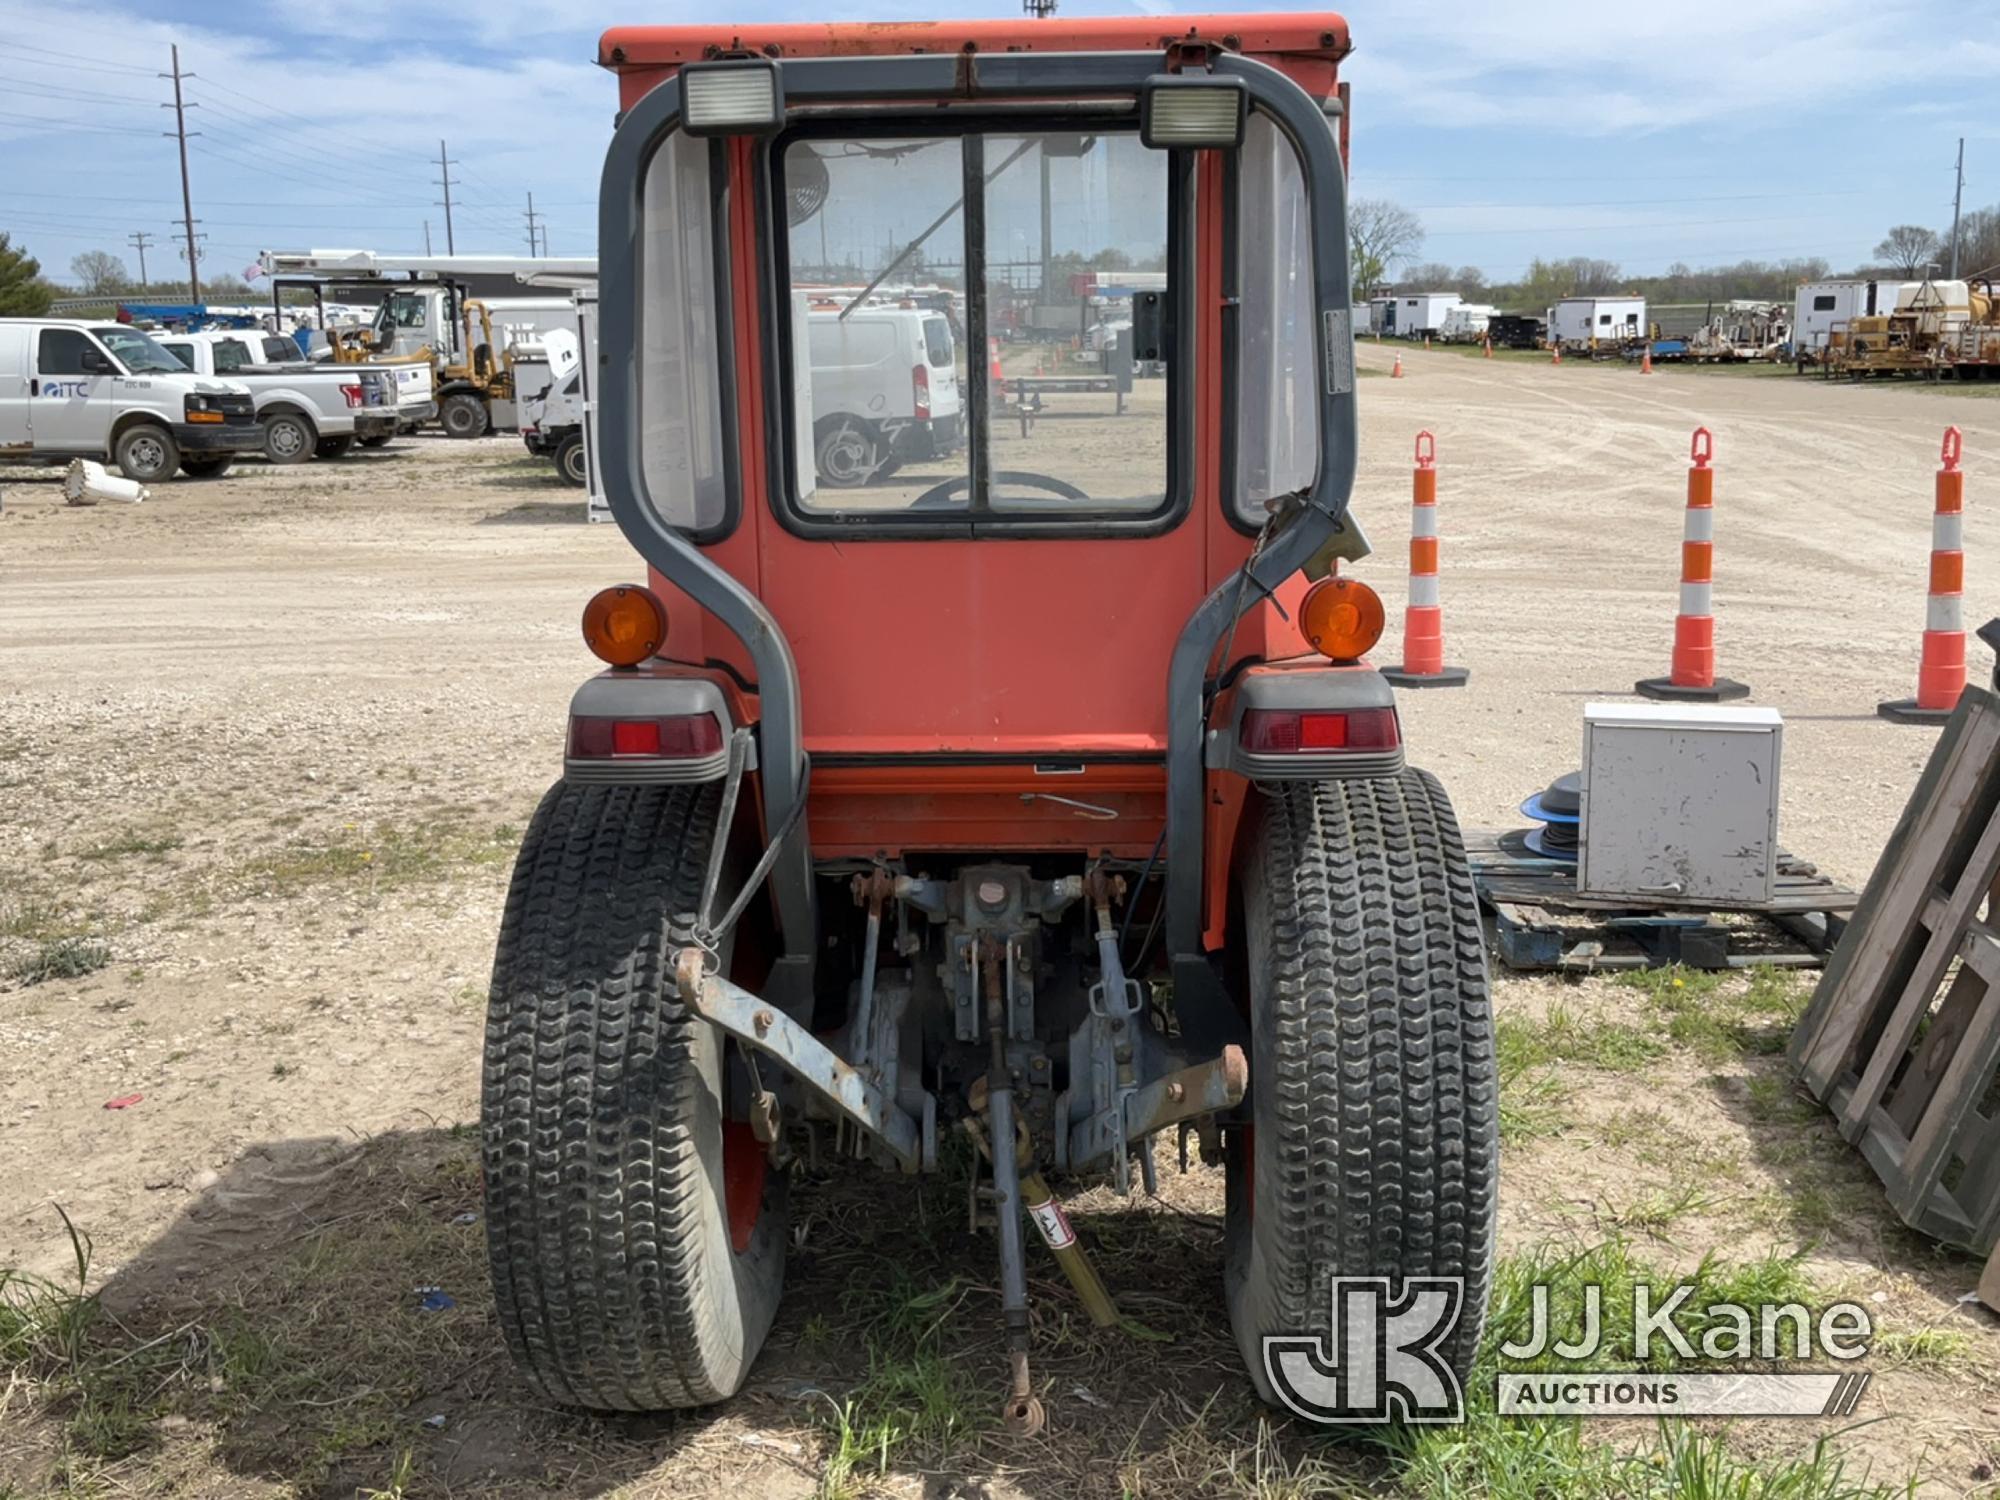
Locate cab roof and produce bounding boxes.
[597,13,1350,69]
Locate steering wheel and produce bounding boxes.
[909,470,1090,509]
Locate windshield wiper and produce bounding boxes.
[840,136,1039,320]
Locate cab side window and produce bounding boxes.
[160,343,194,369]
[37,329,96,376]
[211,341,249,373]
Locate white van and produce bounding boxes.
[805,307,962,487]
[0,318,262,482]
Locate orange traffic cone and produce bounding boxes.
[1423,334,1431,350]
[1636,428,1750,702]
[1382,431,1468,689]
[1551,343,1562,366]
[1391,352,1404,378]
[1880,428,1969,724]
[1483,336,1493,359]
[1640,349,1654,375]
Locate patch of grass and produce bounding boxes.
[1623,964,1809,1062]
[1596,1182,1726,1237]
[810,1269,987,1495]
[1872,1324,1974,1370]
[235,817,518,900]
[1498,1003,1665,1073]
[78,830,184,861]
[8,936,111,986]
[1380,1240,1911,1500]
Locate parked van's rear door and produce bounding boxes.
[30,327,112,454]
[0,325,30,448]
[921,314,960,421]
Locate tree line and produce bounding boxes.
[0,235,263,317]
[1348,198,2000,313]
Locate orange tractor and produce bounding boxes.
[480,11,1495,1432]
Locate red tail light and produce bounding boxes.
[341,384,364,408]
[568,714,724,759]
[1240,708,1401,754]
[912,362,931,421]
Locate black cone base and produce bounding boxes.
[1877,698,1954,725]
[1635,675,1750,703]
[1381,664,1470,688]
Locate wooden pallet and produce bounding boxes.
[1469,833,1857,973]
[1789,687,2000,1256]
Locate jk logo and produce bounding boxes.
[1263,1277,1467,1424]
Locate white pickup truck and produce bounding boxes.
[154,330,400,463]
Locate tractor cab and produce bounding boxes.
[478,13,1497,1436]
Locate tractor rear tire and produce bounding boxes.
[481,781,787,1411]
[1225,768,1497,1409]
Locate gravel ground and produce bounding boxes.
[1,359,1997,1496]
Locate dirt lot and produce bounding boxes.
[3,350,1998,1498]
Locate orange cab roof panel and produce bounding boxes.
[598,13,1350,69]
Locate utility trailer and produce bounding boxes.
[476,11,1496,1435]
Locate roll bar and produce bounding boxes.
[596,49,1357,1026]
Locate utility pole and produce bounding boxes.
[160,44,201,301]
[434,140,458,255]
[1949,137,1966,281]
[423,219,433,255]
[127,231,153,293]
[524,191,543,257]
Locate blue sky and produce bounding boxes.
[2,0,1995,290]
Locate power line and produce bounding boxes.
[160,43,201,301]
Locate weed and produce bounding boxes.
[78,830,184,861]
[8,936,111,985]
[1872,1325,1974,1369]
[1498,1003,1664,1073]
[235,817,518,900]
[1626,964,1808,1061]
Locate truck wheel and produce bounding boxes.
[813,417,881,488]
[261,412,314,465]
[315,434,356,460]
[113,424,179,484]
[1225,769,1497,1410]
[178,456,233,480]
[482,781,786,1411]
[554,432,587,486]
[359,434,393,449]
[439,392,489,439]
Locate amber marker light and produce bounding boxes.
[1299,577,1385,662]
[581,584,667,667]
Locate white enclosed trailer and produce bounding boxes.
[1548,296,1646,349]
[1382,291,1461,337]
[1791,279,1918,358]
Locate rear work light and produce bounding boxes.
[1240,708,1401,754]
[681,60,784,136]
[912,363,931,421]
[569,714,725,760]
[1141,76,1248,149]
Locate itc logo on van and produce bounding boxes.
[41,380,92,399]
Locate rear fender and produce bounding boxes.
[564,668,744,785]
[1206,658,1405,781]
[1201,658,1404,956]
